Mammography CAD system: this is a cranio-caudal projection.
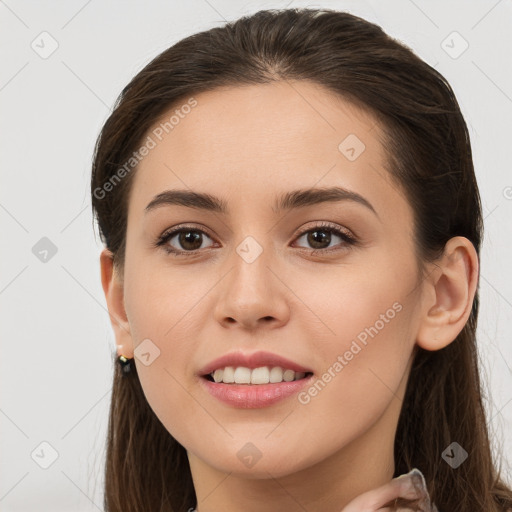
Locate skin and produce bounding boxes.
[100,80,478,512]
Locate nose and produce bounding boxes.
[213,247,290,331]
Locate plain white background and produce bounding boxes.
[1,0,511,510]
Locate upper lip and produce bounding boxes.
[198,350,314,376]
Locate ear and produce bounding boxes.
[100,248,134,358]
[416,236,479,351]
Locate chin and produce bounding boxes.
[191,438,324,480]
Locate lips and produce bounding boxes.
[197,350,314,377]
[197,350,315,408]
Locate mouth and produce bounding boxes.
[200,366,315,408]
[202,366,314,385]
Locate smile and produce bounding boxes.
[205,366,312,384]
[200,369,314,409]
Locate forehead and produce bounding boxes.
[143,80,380,170]
[128,80,410,224]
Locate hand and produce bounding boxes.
[341,468,438,512]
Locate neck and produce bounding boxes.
[188,388,403,512]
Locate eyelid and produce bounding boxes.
[292,221,358,252]
[158,223,215,242]
[155,221,358,255]
[294,220,354,239]
[155,223,217,253]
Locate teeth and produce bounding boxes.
[210,366,308,385]
[283,369,295,382]
[234,367,251,384]
[222,366,235,383]
[269,366,283,383]
[213,369,225,383]
[251,366,269,384]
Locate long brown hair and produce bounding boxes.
[91,8,512,511]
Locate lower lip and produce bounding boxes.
[199,375,314,409]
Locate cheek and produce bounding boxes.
[301,259,412,358]
[124,256,207,348]
[295,262,416,418]
[293,309,413,456]
[123,262,211,437]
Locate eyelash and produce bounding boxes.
[154,221,358,257]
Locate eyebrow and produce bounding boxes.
[145,186,378,218]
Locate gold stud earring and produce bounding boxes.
[118,354,133,374]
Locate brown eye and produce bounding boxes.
[155,221,357,257]
[303,229,333,249]
[174,230,205,251]
[294,222,357,253]
[156,226,215,255]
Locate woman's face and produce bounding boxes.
[119,80,425,478]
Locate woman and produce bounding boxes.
[91,7,512,511]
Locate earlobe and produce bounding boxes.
[416,236,479,352]
[100,248,134,358]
